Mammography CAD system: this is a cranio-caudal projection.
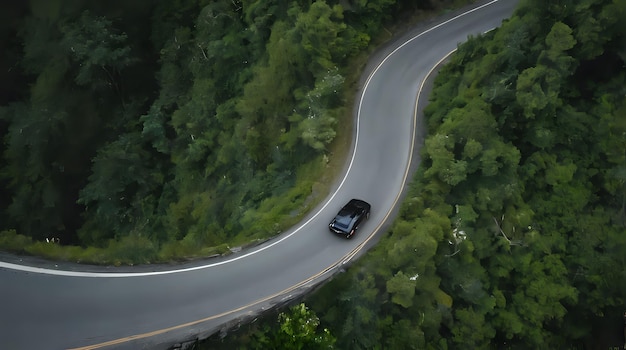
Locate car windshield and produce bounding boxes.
[335,216,352,229]
[335,207,358,229]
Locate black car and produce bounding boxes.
[329,199,371,238]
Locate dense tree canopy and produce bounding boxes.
[2,0,625,347]
[0,0,436,262]
[302,0,626,348]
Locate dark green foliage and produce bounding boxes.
[3,0,625,346]
[304,0,626,348]
[61,11,135,88]
[0,0,413,262]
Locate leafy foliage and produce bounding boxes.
[199,303,335,350]
[303,0,626,348]
[3,0,625,346]
[252,303,336,350]
[0,0,420,264]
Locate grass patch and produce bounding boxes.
[0,1,479,266]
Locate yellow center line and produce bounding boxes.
[69,48,456,350]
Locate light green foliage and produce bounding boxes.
[424,133,467,185]
[0,0,400,261]
[462,139,483,159]
[386,271,416,308]
[198,0,626,348]
[542,22,576,69]
[516,66,552,118]
[385,217,441,299]
[451,307,495,347]
[235,20,302,166]
[265,303,336,350]
[293,1,347,74]
[516,22,577,119]
[0,230,32,252]
[2,0,626,348]
[305,0,626,348]
[199,302,335,350]
[428,0,624,347]
[544,159,577,186]
[297,68,344,151]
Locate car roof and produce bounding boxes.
[346,199,370,209]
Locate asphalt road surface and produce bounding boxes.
[0,1,518,349]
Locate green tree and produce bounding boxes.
[77,132,166,245]
[308,1,626,348]
[61,11,135,90]
[251,303,335,350]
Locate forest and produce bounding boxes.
[202,0,626,348]
[0,0,440,263]
[1,0,625,347]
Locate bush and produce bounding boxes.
[0,229,33,253]
[105,235,159,265]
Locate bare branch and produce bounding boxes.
[493,216,524,246]
[197,44,208,60]
[445,249,461,257]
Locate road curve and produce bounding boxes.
[0,1,518,349]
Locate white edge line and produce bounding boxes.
[0,0,500,278]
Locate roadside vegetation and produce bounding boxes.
[201,0,626,348]
[0,0,467,265]
[3,0,625,347]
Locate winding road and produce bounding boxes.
[0,1,518,349]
